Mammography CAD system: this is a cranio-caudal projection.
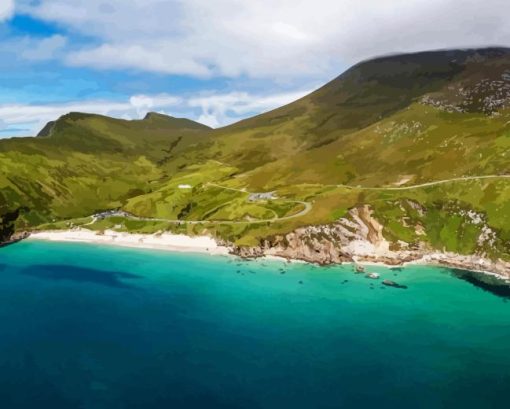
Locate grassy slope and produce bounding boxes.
[210,48,510,188]
[0,112,212,229]
[2,47,510,261]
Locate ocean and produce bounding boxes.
[0,240,509,408]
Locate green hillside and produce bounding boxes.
[1,47,510,261]
[207,47,510,186]
[0,112,211,231]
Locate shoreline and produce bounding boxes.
[27,229,230,256]
[351,258,510,282]
[19,229,510,283]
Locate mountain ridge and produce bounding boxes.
[36,111,210,138]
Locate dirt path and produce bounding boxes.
[337,175,510,191]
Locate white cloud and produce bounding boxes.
[67,43,212,78]
[0,100,135,136]
[18,0,510,81]
[0,34,68,64]
[189,90,311,127]
[0,0,14,21]
[0,88,311,137]
[128,94,183,116]
[21,35,67,61]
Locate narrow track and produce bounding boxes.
[337,175,510,191]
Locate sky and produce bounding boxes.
[0,0,509,137]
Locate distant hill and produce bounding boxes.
[0,111,211,230]
[1,47,510,263]
[33,111,210,154]
[36,112,209,138]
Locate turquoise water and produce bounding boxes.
[0,241,509,408]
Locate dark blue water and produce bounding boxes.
[0,240,509,408]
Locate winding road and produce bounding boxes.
[93,182,312,226]
[90,175,508,226]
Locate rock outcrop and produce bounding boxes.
[231,204,510,280]
[0,231,30,247]
[232,205,397,264]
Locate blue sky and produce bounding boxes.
[0,0,508,137]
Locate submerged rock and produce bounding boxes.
[355,264,365,273]
[382,279,408,289]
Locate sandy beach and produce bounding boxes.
[28,229,230,255]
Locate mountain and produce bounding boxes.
[1,47,510,272]
[204,47,510,187]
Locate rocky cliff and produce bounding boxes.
[232,205,510,280]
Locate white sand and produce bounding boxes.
[28,229,230,255]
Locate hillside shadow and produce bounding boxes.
[20,264,142,289]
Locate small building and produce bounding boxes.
[248,192,277,202]
[178,184,192,189]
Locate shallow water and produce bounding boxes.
[0,240,509,408]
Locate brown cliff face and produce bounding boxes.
[230,205,510,280]
[352,205,385,245]
[232,205,390,265]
